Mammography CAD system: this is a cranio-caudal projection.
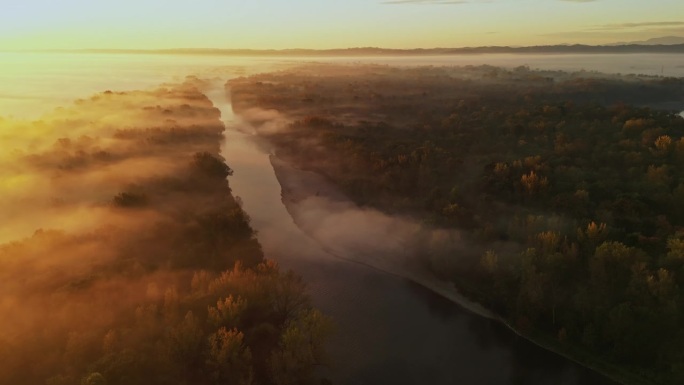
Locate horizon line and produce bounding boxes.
[3,42,684,56]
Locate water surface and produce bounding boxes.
[212,86,618,385]
[3,52,678,384]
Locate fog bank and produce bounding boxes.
[269,155,495,319]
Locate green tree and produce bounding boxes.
[207,328,253,385]
[589,242,646,308]
[166,312,205,382]
[81,373,107,385]
[269,309,333,385]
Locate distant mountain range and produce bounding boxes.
[27,38,684,56]
[68,45,684,56]
[606,36,684,46]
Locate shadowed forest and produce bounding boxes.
[4,0,684,382]
[0,80,331,385]
[229,64,684,384]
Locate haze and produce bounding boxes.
[2,0,684,50]
[2,0,684,383]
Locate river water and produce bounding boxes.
[210,86,618,385]
[4,52,682,384]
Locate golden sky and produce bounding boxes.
[2,0,684,49]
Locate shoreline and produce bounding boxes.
[270,154,496,320]
[268,153,646,385]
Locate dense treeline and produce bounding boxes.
[230,64,684,384]
[0,82,331,385]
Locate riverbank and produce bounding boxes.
[270,154,496,320]
[0,81,331,385]
[213,91,619,384]
[268,153,654,385]
[227,62,684,384]
[453,280,657,385]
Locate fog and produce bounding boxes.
[1,52,681,384]
[0,52,285,119]
[0,73,262,370]
[1,87,217,242]
[3,52,684,119]
[267,155,497,318]
[0,84,202,297]
[0,80,265,384]
[214,84,496,317]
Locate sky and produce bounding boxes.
[1,0,684,50]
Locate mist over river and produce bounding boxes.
[2,52,683,118]
[2,52,682,384]
[210,85,619,384]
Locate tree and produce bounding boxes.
[209,295,247,329]
[577,221,608,254]
[269,309,333,385]
[81,373,107,385]
[520,171,548,197]
[589,242,646,308]
[654,134,673,157]
[165,312,205,382]
[207,328,253,385]
[192,152,233,178]
[480,250,499,274]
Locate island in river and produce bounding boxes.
[228,63,684,384]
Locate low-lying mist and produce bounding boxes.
[0,79,334,385]
[228,62,684,384]
[222,92,496,315]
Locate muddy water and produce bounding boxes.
[212,86,618,385]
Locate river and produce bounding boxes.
[210,86,619,385]
[4,52,681,384]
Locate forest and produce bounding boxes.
[229,64,684,384]
[0,80,331,385]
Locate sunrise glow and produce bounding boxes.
[2,0,684,50]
